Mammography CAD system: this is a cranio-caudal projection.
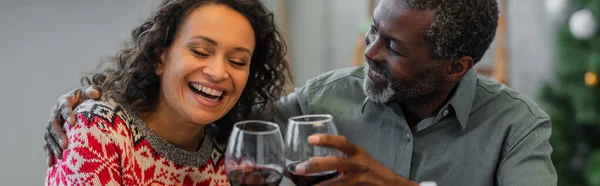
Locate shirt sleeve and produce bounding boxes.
[495,119,557,186]
[45,112,124,186]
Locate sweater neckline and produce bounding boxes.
[110,95,226,167]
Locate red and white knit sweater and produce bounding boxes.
[45,97,229,186]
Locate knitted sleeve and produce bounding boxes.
[45,100,126,186]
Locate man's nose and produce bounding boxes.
[364,37,385,63]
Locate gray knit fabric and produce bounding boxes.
[109,94,226,167]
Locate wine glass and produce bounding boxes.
[285,114,342,186]
[225,120,285,186]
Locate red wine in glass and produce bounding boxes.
[225,121,285,186]
[285,114,343,186]
[286,161,339,186]
[228,166,283,186]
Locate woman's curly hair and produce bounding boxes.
[83,0,290,143]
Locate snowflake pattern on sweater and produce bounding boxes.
[46,98,230,186]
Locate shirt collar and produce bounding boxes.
[447,68,478,130]
[361,68,478,130]
[361,97,369,113]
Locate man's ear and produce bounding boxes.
[444,56,474,81]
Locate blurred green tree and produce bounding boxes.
[540,0,600,185]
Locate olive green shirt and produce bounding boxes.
[270,67,557,185]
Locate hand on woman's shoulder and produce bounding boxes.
[47,97,129,186]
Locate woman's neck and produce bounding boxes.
[142,102,206,152]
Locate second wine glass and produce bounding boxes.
[285,114,342,186]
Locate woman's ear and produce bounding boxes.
[156,50,167,75]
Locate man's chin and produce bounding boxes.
[363,80,394,103]
[366,95,388,103]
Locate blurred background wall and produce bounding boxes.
[0,0,556,185]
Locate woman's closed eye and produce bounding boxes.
[191,48,211,57]
[228,58,247,66]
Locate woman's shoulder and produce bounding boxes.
[70,96,134,138]
[49,97,134,186]
[75,96,132,122]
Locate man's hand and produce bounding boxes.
[294,134,419,186]
[44,85,101,167]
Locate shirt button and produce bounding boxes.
[405,133,412,142]
[442,109,449,117]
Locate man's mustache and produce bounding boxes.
[366,60,389,77]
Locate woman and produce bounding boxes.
[45,0,289,185]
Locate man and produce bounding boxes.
[43,0,557,185]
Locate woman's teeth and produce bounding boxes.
[189,82,223,102]
[190,83,223,97]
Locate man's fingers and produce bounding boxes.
[43,141,55,167]
[48,120,68,149]
[45,131,64,160]
[314,174,352,186]
[308,134,359,156]
[64,86,101,125]
[295,156,366,175]
[48,104,59,122]
[57,96,76,126]
[84,85,101,100]
[48,104,65,129]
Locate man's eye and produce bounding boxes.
[387,42,406,57]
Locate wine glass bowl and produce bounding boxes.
[225,120,285,186]
[285,114,341,186]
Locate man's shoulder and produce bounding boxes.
[304,67,365,90]
[474,77,554,170]
[474,76,549,124]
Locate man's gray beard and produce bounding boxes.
[362,64,441,104]
[362,67,396,103]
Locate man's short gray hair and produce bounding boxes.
[403,0,499,63]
